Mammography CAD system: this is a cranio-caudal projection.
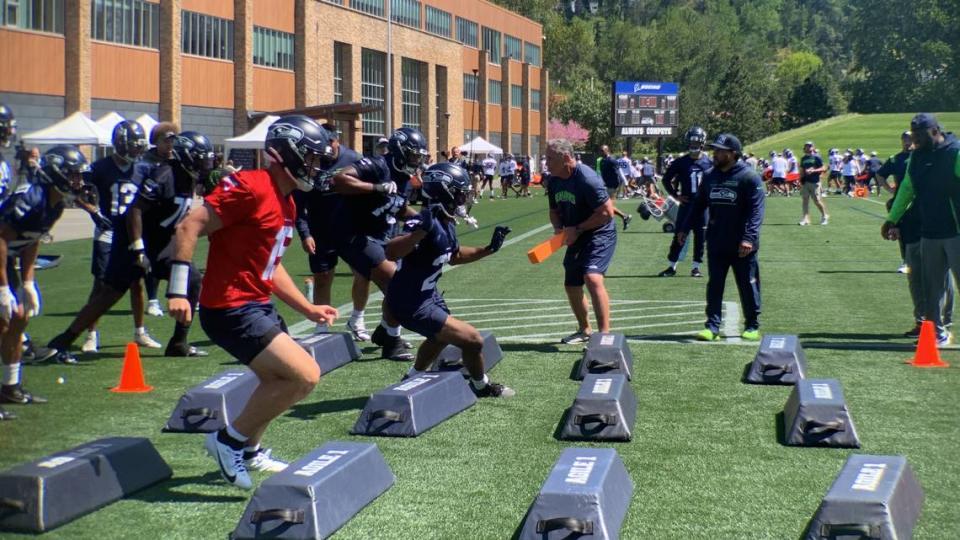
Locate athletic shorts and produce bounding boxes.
[102,242,145,292]
[483,174,494,183]
[308,236,339,274]
[772,177,786,185]
[829,171,842,180]
[91,239,111,279]
[563,230,617,287]
[801,182,820,198]
[501,175,514,186]
[338,234,387,280]
[200,302,287,365]
[388,291,450,340]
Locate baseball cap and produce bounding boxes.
[911,113,939,131]
[707,133,742,152]
[804,140,814,147]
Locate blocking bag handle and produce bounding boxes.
[574,413,619,426]
[250,509,305,525]
[760,361,793,374]
[536,517,594,535]
[0,498,24,513]
[181,407,217,420]
[370,409,404,423]
[819,523,881,539]
[803,419,845,436]
[587,359,619,371]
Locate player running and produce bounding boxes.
[168,115,338,489]
[385,162,515,397]
[0,146,88,420]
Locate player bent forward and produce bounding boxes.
[168,115,338,489]
[384,162,515,397]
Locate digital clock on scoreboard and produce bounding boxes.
[611,81,679,137]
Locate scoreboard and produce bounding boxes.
[611,81,679,137]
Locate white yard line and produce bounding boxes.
[475,310,704,333]
[464,305,702,325]
[501,320,704,341]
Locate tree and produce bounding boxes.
[710,55,773,144]
[547,119,590,148]
[786,68,847,127]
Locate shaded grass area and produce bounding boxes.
[0,190,957,539]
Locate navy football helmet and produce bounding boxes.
[387,127,429,175]
[111,120,148,163]
[0,104,16,148]
[265,115,335,191]
[40,145,89,194]
[421,162,471,219]
[685,126,707,152]
[173,131,215,176]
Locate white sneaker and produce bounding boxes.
[897,263,909,274]
[146,300,164,317]
[204,432,252,490]
[347,318,371,342]
[244,448,288,472]
[820,216,829,225]
[798,219,810,226]
[134,331,163,349]
[81,331,99,354]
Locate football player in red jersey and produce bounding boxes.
[168,115,338,489]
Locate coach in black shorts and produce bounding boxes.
[545,139,617,345]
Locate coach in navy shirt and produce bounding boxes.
[677,133,765,342]
[546,139,617,345]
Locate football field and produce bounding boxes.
[1,191,958,539]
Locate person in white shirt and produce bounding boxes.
[841,152,861,196]
[499,154,518,198]
[770,151,789,196]
[827,149,843,194]
[481,155,497,200]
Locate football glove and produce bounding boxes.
[486,226,512,253]
[20,280,40,318]
[0,286,17,321]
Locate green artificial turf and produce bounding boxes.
[0,186,958,539]
[745,112,960,159]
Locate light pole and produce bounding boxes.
[470,68,479,158]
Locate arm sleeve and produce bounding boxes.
[887,159,915,224]
[292,191,311,240]
[742,174,765,245]
[204,176,258,228]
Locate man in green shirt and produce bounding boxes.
[882,113,960,344]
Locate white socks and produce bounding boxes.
[382,319,401,337]
[2,363,20,386]
[470,374,489,390]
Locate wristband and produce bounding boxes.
[129,238,145,251]
[167,260,191,298]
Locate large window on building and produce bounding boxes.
[352,0,384,17]
[531,89,542,111]
[524,42,541,66]
[333,42,346,103]
[390,0,419,28]
[424,5,450,38]
[253,26,294,70]
[505,35,522,61]
[511,133,523,154]
[181,10,233,60]
[488,132,502,149]
[1,0,63,33]
[323,0,344,4]
[91,0,157,47]
[361,48,387,151]
[511,84,523,108]
[462,73,479,101]
[487,80,501,106]
[530,135,541,159]
[455,17,477,47]
[401,58,422,130]
[482,27,501,64]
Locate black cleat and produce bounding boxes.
[690,268,703,278]
[471,381,516,398]
[0,384,48,404]
[165,343,209,357]
[50,349,78,365]
[622,214,632,231]
[657,267,677,277]
[0,405,16,420]
[372,325,413,349]
[382,339,414,361]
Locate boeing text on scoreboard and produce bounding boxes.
[611,81,680,137]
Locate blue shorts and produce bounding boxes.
[338,234,387,280]
[91,239,111,279]
[308,238,339,274]
[102,242,144,292]
[563,230,617,287]
[388,291,450,340]
[199,302,288,365]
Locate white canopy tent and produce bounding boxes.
[223,115,279,155]
[134,113,158,137]
[21,111,112,146]
[95,112,126,137]
[458,136,502,155]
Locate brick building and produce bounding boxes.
[0,0,548,158]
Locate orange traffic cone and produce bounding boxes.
[110,342,154,393]
[908,321,950,368]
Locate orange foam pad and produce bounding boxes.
[528,232,565,264]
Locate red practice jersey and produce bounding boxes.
[200,170,295,309]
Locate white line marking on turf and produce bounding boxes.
[289,223,555,337]
[476,310,704,333]
[502,320,704,341]
[722,301,741,343]
[464,305,702,325]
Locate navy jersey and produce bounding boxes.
[547,164,615,237]
[336,153,410,239]
[119,154,195,260]
[388,207,459,306]
[86,156,142,240]
[0,153,12,202]
[0,183,64,255]
[683,161,765,253]
[293,146,360,240]
[661,153,713,199]
[599,155,620,189]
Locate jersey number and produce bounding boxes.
[159,196,192,228]
[262,225,294,281]
[421,252,452,292]
[110,182,139,216]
